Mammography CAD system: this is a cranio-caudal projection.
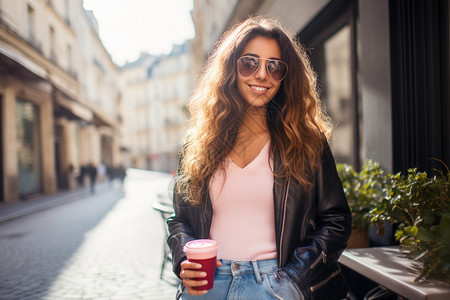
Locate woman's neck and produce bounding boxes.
[229,106,270,166]
[238,106,268,138]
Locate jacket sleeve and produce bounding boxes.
[283,141,352,297]
[167,186,197,279]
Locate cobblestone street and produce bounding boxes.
[0,170,179,300]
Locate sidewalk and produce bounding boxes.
[0,171,180,299]
[0,182,111,224]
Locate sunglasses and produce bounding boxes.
[237,56,288,82]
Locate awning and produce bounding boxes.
[90,106,117,128]
[54,90,93,122]
[0,41,47,79]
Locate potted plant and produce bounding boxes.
[337,160,385,248]
[370,162,450,285]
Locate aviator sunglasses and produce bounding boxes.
[237,55,288,82]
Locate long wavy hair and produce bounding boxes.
[176,16,331,206]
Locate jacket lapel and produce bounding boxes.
[273,152,289,266]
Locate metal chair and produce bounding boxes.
[152,201,174,280]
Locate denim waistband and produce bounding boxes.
[218,258,279,279]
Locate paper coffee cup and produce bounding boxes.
[183,239,218,290]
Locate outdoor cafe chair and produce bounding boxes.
[152,201,174,280]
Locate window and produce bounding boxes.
[49,26,56,62]
[321,25,352,163]
[64,0,70,20]
[302,0,363,169]
[26,5,35,41]
[67,44,72,70]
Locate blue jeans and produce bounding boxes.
[180,258,303,300]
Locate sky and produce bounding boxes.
[82,0,195,66]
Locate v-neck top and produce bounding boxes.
[208,140,277,260]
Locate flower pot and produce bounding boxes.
[347,227,369,248]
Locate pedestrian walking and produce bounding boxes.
[117,165,126,188]
[167,16,351,300]
[87,163,97,194]
[78,165,87,187]
[106,164,114,186]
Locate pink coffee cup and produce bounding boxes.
[183,239,218,290]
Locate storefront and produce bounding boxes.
[0,94,3,202]
[297,0,449,174]
[16,99,42,196]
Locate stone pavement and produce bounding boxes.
[0,169,180,300]
[0,182,110,224]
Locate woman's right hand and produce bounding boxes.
[180,259,222,296]
[180,260,208,296]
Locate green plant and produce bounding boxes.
[370,163,450,285]
[337,160,385,229]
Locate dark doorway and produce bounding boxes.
[100,135,113,167]
[0,95,3,202]
[54,124,67,189]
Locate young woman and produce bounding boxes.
[168,17,352,300]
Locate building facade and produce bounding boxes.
[191,0,449,174]
[0,0,122,203]
[120,42,192,173]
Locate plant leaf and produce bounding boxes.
[417,228,434,242]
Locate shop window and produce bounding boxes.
[303,0,363,168]
[16,100,42,195]
[322,25,353,163]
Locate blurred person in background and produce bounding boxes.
[117,165,126,188]
[168,16,351,300]
[87,162,97,194]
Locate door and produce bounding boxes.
[0,95,3,202]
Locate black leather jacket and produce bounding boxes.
[167,141,352,299]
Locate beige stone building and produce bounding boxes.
[120,42,192,173]
[0,0,122,203]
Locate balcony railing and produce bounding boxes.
[46,0,72,30]
[0,9,43,55]
[27,36,42,53]
[0,8,22,37]
[67,68,78,80]
[49,51,58,64]
[1,8,83,85]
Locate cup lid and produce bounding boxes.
[183,239,218,253]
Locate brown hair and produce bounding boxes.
[176,16,331,206]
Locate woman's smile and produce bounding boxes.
[249,85,269,93]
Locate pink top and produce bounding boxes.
[208,140,277,261]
